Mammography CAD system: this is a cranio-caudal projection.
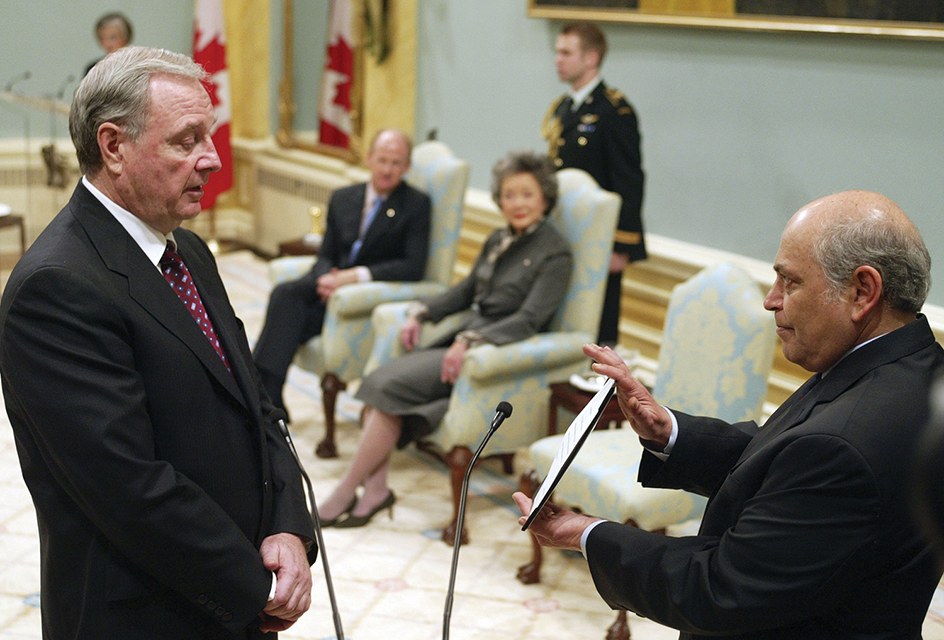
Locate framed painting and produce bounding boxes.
[527,0,944,40]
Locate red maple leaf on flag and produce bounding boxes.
[196,36,227,75]
[326,37,353,110]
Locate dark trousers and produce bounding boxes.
[597,271,622,346]
[252,275,327,409]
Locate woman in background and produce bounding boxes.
[319,150,573,527]
[84,12,133,76]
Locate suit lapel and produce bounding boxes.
[172,234,251,407]
[71,186,246,408]
[357,183,403,259]
[739,316,936,463]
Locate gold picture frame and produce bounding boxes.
[527,0,944,40]
[278,0,364,163]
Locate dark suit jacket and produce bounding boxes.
[311,180,431,282]
[586,315,944,639]
[545,81,646,261]
[0,183,316,639]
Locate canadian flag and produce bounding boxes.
[319,0,354,149]
[193,0,233,210]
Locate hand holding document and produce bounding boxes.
[521,378,616,531]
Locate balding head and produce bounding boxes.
[767,191,930,372]
[366,129,412,196]
[787,190,931,314]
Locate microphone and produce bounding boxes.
[490,401,513,430]
[269,409,345,639]
[5,71,31,92]
[56,75,75,100]
[442,402,513,640]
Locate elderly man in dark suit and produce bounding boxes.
[0,46,315,639]
[252,128,431,415]
[516,190,943,638]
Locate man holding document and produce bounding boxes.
[515,190,943,638]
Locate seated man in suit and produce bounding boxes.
[516,190,943,639]
[253,128,432,414]
[0,46,315,638]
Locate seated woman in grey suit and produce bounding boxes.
[318,150,574,527]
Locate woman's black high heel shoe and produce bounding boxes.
[320,495,357,527]
[335,491,396,528]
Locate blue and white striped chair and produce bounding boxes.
[267,141,470,457]
[364,168,620,544]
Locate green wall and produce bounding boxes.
[0,0,193,141]
[415,2,944,305]
[3,0,943,305]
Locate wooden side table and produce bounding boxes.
[0,213,27,258]
[277,237,320,257]
[548,381,624,436]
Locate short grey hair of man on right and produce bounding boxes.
[490,151,559,216]
[70,46,207,176]
[813,212,932,314]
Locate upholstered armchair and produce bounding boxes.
[267,140,470,457]
[516,262,777,640]
[363,168,621,545]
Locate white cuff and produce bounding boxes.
[355,266,372,282]
[645,410,679,462]
[580,519,607,558]
[268,572,277,601]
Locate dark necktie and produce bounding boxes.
[558,96,575,118]
[160,243,231,371]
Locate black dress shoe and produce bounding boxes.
[335,491,396,528]
[320,496,357,527]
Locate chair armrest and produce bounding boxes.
[363,304,473,376]
[363,302,413,376]
[329,281,447,318]
[268,256,317,284]
[461,332,594,381]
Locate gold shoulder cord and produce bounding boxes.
[541,96,565,159]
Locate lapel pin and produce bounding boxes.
[386,209,395,217]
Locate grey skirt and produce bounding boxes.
[354,347,453,449]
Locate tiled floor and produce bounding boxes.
[1,250,943,640]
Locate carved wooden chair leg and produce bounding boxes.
[316,373,346,458]
[515,469,543,585]
[606,610,630,640]
[442,446,473,547]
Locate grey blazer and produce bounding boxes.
[422,220,573,346]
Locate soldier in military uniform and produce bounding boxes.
[542,22,645,345]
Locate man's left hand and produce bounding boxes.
[259,533,312,632]
[513,492,601,552]
[316,268,358,301]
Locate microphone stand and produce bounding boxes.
[442,402,512,640]
[276,416,345,639]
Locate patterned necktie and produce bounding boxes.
[349,196,384,264]
[160,243,231,371]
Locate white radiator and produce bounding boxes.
[252,154,355,256]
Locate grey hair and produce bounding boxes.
[490,151,558,215]
[813,212,931,314]
[95,12,133,42]
[70,46,207,176]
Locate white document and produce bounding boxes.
[522,378,617,531]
